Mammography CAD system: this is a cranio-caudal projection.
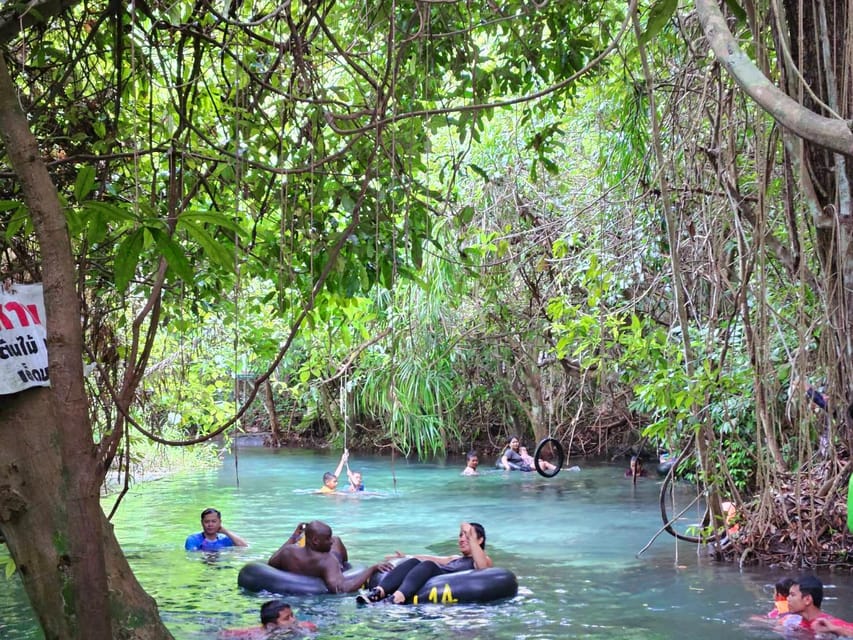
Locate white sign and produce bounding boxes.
[0,283,49,395]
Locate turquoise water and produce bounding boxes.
[3,448,853,639]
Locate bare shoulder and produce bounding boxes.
[269,543,298,567]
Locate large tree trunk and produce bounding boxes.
[780,0,853,445]
[0,390,170,639]
[694,0,853,449]
[262,379,283,446]
[0,55,172,639]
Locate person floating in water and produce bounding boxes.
[785,575,853,633]
[267,520,391,593]
[319,450,349,493]
[462,450,479,476]
[499,436,531,471]
[219,599,317,638]
[748,576,801,630]
[767,577,796,620]
[185,508,248,551]
[357,521,492,605]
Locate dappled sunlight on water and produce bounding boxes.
[3,449,853,638]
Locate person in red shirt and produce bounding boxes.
[813,617,853,636]
[787,575,853,633]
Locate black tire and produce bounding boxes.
[533,437,565,478]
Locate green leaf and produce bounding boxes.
[468,164,489,183]
[150,228,194,283]
[723,0,747,23]
[457,205,475,225]
[411,235,423,269]
[115,228,144,292]
[180,211,247,238]
[4,205,29,240]
[81,200,136,223]
[181,219,235,272]
[87,208,107,244]
[74,165,96,202]
[640,0,677,45]
[80,201,135,244]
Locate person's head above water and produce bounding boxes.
[775,577,795,599]
[260,600,293,626]
[458,522,486,554]
[791,574,823,609]
[199,508,222,536]
[322,471,338,490]
[466,450,479,468]
[304,520,335,552]
[507,436,520,451]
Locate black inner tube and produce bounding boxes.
[533,437,565,478]
[658,470,705,543]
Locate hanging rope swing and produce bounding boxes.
[533,359,564,477]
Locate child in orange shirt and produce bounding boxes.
[768,577,795,619]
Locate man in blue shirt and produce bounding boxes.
[185,507,248,551]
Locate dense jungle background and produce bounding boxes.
[2,0,853,637]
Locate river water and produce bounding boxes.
[2,448,853,639]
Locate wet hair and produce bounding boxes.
[466,450,478,461]
[469,522,486,549]
[260,599,291,624]
[795,575,823,608]
[200,508,221,521]
[775,577,795,597]
[322,471,336,484]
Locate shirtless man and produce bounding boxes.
[267,520,390,593]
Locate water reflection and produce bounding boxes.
[2,450,853,639]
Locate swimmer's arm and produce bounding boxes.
[284,523,308,546]
[469,545,492,569]
[220,526,248,547]
[333,450,349,480]
[325,560,393,593]
[461,522,492,568]
[813,618,853,636]
[267,544,290,568]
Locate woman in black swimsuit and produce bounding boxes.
[359,522,492,604]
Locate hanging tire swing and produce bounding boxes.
[533,437,565,478]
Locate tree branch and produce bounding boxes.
[0,0,82,45]
[694,0,853,157]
